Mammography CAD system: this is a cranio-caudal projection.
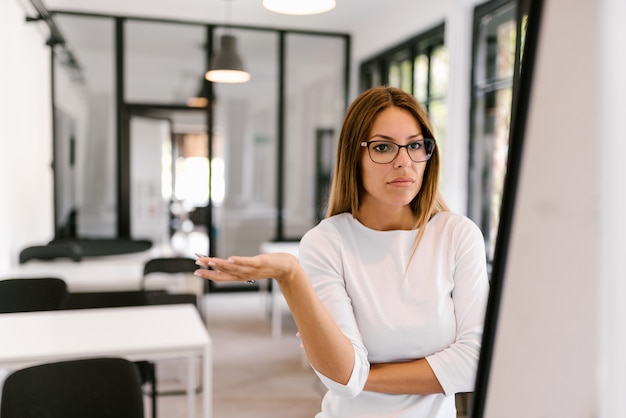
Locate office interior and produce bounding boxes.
[1,0,625,417]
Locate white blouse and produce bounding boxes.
[298,211,489,418]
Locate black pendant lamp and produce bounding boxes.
[205,34,250,83]
[205,0,250,84]
[187,77,215,108]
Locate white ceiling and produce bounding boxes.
[41,0,405,34]
[33,0,408,105]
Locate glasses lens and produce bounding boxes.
[368,141,399,163]
[409,138,435,162]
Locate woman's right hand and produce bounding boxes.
[196,252,355,385]
[194,253,299,286]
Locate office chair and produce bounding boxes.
[141,256,205,319]
[0,277,68,314]
[0,357,144,418]
[18,242,83,263]
[141,257,206,396]
[63,290,158,418]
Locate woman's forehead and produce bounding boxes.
[369,107,423,138]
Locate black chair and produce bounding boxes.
[0,357,144,418]
[141,257,206,396]
[18,242,83,263]
[64,290,158,418]
[0,277,68,314]
[142,256,199,277]
[141,257,205,318]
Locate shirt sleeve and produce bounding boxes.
[299,223,371,398]
[425,217,490,395]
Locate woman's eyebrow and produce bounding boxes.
[367,133,425,141]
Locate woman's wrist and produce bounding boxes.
[274,254,301,286]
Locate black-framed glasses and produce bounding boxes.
[360,138,436,164]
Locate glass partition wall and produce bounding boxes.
[212,27,279,258]
[53,14,117,239]
[284,33,347,238]
[50,11,349,261]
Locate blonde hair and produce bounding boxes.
[326,86,449,252]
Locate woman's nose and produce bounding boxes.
[394,146,412,167]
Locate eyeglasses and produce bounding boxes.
[360,138,436,164]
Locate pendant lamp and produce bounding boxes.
[205,34,251,83]
[262,0,336,15]
[205,0,250,83]
[187,77,213,108]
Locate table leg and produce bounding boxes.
[204,345,212,418]
[187,356,196,418]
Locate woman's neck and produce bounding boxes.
[354,204,417,231]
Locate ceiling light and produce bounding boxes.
[205,34,251,83]
[262,0,336,15]
[205,0,250,84]
[187,78,212,108]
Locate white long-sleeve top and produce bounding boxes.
[298,211,489,418]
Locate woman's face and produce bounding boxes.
[359,106,427,213]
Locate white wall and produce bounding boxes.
[598,0,626,416]
[0,0,54,271]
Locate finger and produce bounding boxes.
[195,259,209,268]
[193,258,259,282]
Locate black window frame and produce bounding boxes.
[359,23,446,114]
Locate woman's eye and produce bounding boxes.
[373,143,391,152]
[408,141,423,150]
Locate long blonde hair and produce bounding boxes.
[326,86,449,252]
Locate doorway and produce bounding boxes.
[128,107,211,256]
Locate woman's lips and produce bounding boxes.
[388,177,414,186]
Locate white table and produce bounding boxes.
[0,304,212,418]
[3,246,208,306]
[3,250,160,293]
[259,241,299,338]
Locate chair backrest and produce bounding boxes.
[141,257,205,319]
[141,256,201,291]
[0,357,144,418]
[0,278,68,314]
[142,257,198,276]
[19,243,83,264]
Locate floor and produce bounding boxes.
[148,291,471,418]
[149,291,322,418]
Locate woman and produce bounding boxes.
[194,86,489,417]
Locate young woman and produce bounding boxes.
[194,86,489,417]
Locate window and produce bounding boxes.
[469,0,529,261]
[360,23,448,145]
